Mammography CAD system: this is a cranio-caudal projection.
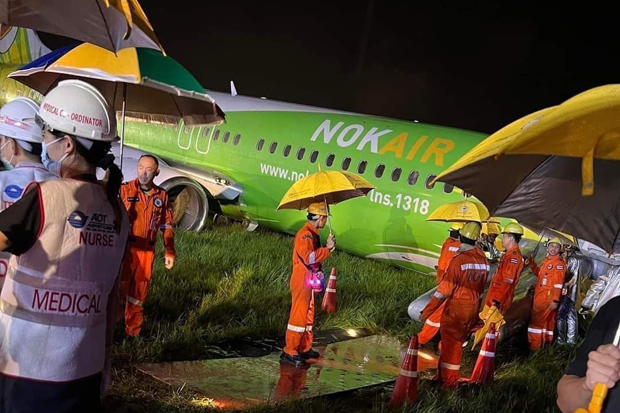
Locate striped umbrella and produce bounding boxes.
[9,42,225,166]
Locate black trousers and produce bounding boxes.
[0,372,101,413]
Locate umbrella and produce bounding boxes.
[434,85,620,253]
[0,0,164,53]
[426,200,490,223]
[277,171,374,211]
[9,43,225,166]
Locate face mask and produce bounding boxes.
[0,140,13,170]
[41,137,68,176]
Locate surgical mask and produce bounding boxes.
[41,137,68,176]
[0,140,13,170]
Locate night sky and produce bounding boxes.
[44,2,620,133]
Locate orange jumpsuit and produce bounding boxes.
[528,254,566,350]
[485,245,524,314]
[283,223,330,356]
[436,237,461,284]
[119,179,175,336]
[418,236,460,345]
[421,245,489,388]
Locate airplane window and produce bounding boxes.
[233,134,241,145]
[391,168,402,182]
[297,147,306,160]
[283,145,292,157]
[463,192,472,198]
[443,183,454,194]
[357,160,368,174]
[202,127,211,137]
[425,174,437,189]
[222,132,230,143]
[213,130,220,141]
[310,150,319,163]
[342,157,351,170]
[269,141,278,154]
[407,171,419,186]
[326,154,335,167]
[375,164,385,178]
[256,138,265,151]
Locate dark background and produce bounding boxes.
[43,2,620,133]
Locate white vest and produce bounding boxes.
[0,163,56,289]
[0,179,129,382]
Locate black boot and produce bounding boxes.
[299,349,320,360]
[280,351,306,367]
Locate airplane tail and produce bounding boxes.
[0,24,50,65]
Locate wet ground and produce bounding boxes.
[136,332,438,410]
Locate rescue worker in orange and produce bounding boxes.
[527,237,566,350]
[420,222,489,389]
[418,223,462,346]
[119,154,175,336]
[281,201,335,367]
[484,223,525,315]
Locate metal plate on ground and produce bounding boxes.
[136,335,438,410]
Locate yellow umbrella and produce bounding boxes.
[277,171,374,211]
[434,85,620,253]
[426,200,490,223]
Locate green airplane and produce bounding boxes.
[0,27,488,273]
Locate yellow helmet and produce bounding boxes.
[460,222,481,241]
[484,222,502,235]
[502,223,524,235]
[449,222,464,231]
[548,237,563,246]
[307,201,330,217]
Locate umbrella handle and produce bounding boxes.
[578,322,620,413]
[119,83,127,172]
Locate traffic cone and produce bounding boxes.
[467,322,497,385]
[388,335,418,409]
[321,268,337,313]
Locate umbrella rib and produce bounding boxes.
[94,0,118,55]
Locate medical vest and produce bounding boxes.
[0,179,128,382]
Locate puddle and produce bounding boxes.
[136,334,438,410]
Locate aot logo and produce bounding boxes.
[68,211,88,229]
[4,185,23,199]
[153,197,163,208]
[310,119,456,166]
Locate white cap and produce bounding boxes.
[37,79,117,142]
[0,98,43,151]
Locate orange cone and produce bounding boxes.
[467,322,497,385]
[321,268,337,313]
[388,335,418,409]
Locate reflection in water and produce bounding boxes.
[137,335,439,410]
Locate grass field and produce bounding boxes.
[102,224,575,413]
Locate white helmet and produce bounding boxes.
[37,79,117,142]
[0,97,43,149]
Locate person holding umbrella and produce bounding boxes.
[528,237,567,350]
[277,170,373,367]
[0,79,128,411]
[281,201,335,367]
[557,298,620,413]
